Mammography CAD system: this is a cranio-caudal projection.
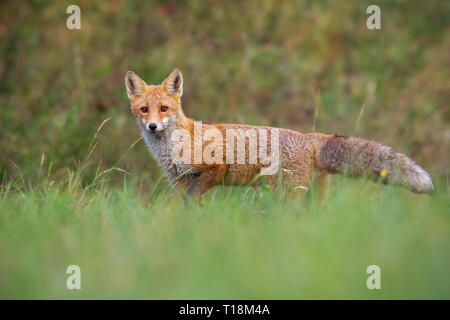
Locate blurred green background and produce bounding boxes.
[1,0,449,188]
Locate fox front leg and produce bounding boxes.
[185,165,227,203]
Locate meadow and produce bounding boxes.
[0,1,449,299]
[1,164,449,299]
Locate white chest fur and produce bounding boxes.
[141,128,197,184]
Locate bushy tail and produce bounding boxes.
[319,135,434,193]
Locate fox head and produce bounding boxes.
[125,68,185,133]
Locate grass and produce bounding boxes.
[1,169,449,299]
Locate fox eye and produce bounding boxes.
[140,107,148,113]
[160,106,168,112]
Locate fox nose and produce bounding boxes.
[149,123,157,131]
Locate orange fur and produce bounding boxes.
[125,69,434,198]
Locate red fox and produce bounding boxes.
[125,68,434,198]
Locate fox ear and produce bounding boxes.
[161,68,183,97]
[125,71,147,99]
